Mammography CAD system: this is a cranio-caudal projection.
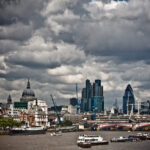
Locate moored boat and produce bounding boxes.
[136,133,147,140]
[9,126,46,135]
[111,136,130,142]
[128,135,139,142]
[50,131,62,136]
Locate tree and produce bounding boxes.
[61,120,72,126]
[0,116,22,130]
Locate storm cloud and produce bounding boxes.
[0,0,150,108]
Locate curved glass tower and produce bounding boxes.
[123,84,135,114]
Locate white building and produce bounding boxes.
[68,105,77,114]
[28,100,49,127]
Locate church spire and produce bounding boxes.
[7,94,12,104]
[27,78,30,89]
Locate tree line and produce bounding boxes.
[0,115,23,130]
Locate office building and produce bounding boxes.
[123,84,135,114]
[81,79,104,113]
[70,98,77,106]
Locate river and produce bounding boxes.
[0,131,150,150]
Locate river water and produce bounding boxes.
[0,131,150,150]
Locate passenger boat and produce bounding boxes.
[9,126,46,135]
[77,134,109,146]
[111,136,130,142]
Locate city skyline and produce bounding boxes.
[0,0,150,108]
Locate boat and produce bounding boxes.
[50,131,62,136]
[136,133,147,140]
[77,134,109,146]
[111,136,130,142]
[77,142,92,148]
[143,133,150,140]
[128,135,139,142]
[9,126,46,135]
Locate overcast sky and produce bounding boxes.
[0,0,150,109]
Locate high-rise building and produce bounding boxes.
[141,100,150,114]
[70,98,77,106]
[81,79,92,112]
[81,79,104,113]
[123,84,135,114]
[91,80,104,113]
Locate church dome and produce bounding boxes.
[22,79,35,97]
[20,79,37,102]
[22,88,35,97]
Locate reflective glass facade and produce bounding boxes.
[123,84,135,114]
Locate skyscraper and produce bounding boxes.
[92,80,104,113]
[70,98,77,106]
[123,84,135,114]
[81,79,104,113]
[81,79,92,112]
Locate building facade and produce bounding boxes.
[123,84,135,114]
[81,79,104,113]
[70,98,77,106]
[7,79,49,127]
[141,100,150,114]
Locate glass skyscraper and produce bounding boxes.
[81,79,104,113]
[123,84,135,114]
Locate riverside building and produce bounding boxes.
[8,79,49,127]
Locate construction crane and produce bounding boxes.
[76,83,80,114]
[50,95,62,125]
[93,82,99,120]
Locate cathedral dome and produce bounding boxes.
[22,88,35,97]
[22,79,35,97]
[20,79,36,102]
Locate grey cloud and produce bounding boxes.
[0,0,150,107]
[0,22,33,41]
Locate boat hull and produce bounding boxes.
[9,129,46,135]
[91,141,109,145]
[78,143,91,148]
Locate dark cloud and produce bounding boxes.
[0,0,150,107]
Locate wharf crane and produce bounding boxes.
[50,94,62,125]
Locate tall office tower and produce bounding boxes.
[70,98,77,106]
[81,79,92,112]
[123,84,135,114]
[92,80,104,113]
[81,79,104,113]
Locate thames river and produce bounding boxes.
[0,131,150,150]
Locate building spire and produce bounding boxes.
[7,94,12,104]
[27,78,30,89]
